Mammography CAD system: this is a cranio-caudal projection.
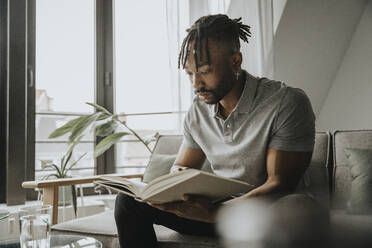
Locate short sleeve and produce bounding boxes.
[269,88,315,152]
[182,110,201,149]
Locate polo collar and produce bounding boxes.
[209,70,258,117]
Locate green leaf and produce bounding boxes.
[48,116,86,139]
[144,132,160,145]
[68,135,84,153]
[60,156,65,169]
[42,174,60,180]
[86,102,111,115]
[62,150,73,175]
[65,152,87,173]
[61,136,84,176]
[68,112,101,144]
[41,164,58,171]
[42,164,62,178]
[94,132,129,158]
[62,135,84,173]
[97,112,111,121]
[95,120,118,137]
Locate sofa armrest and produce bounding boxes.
[22,173,143,225]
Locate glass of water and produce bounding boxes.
[19,205,52,248]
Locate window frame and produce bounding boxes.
[95,0,115,175]
[2,0,115,204]
[33,0,115,198]
[2,0,185,204]
[4,0,34,205]
[0,0,8,204]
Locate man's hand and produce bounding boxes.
[149,194,218,223]
[169,165,190,173]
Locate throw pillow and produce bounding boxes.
[143,154,177,183]
[344,148,372,215]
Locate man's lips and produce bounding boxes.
[197,92,211,96]
[197,92,212,100]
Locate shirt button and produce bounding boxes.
[227,124,231,128]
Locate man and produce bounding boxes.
[115,14,319,247]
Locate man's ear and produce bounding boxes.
[231,52,242,70]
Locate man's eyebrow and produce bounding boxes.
[184,62,209,71]
[198,62,209,67]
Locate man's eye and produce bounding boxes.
[200,70,210,75]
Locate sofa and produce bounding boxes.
[328,130,372,248]
[24,131,372,247]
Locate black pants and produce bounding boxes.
[114,193,217,248]
[115,193,330,248]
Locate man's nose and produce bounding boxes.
[191,73,203,89]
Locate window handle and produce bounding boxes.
[104,72,111,86]
[28,67,34,88]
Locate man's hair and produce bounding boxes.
[178,14,251,71]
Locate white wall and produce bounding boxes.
[273,0,367,117]
[316,1,372,131]
[273,0,287,33]
[228,0,262,76]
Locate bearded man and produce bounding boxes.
[114,14,326,248]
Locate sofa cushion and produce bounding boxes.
[150,135,213,173]
[52,210,117,236]
[52,210,219,248]
[330,209,372,247]
[143,154,178,183]
[296,132,331,207]
[333,130,372,209]
[344,148,372,214]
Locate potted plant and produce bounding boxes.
[48,103,158,158]
[46,103,158,216]
[40,139,86,217]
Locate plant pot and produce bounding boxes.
[58,186,73,206]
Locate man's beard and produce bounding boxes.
[194,79,233,104]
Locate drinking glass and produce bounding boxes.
[19,205,52,248]
[0,209,17,248]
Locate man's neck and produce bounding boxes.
[219,73,246,119]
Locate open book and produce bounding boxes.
[95,169,255,204]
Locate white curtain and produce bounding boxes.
[165,0,233,125]
[189,0,231,24]
[257,0,274,78]
[227,0,274,78]
[166,0,192,130]
[166,0,274,128]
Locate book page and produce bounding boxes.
[143,170,198,198]
[95,181,137,198]
[142,169,255,203]
[99,176,147,196]
[145,169,197,190]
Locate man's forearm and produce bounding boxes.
[246,180,287,198]
[225,179,290,205]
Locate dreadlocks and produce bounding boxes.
[178,14,251,71]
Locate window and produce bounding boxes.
[3,0,191,204]
[35,0,95,180]
[114,0,185,173]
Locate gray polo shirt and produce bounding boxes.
[183,71,315,187]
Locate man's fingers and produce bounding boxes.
[182,194,208,203]
[182,194,191,201]
[150,203,168,211]
[148,202,163,210]
[170,165,189,173]
[149,202,180,212]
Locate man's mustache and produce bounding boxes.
[194,89,213,94]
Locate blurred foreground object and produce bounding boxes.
[217,194,330,248]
